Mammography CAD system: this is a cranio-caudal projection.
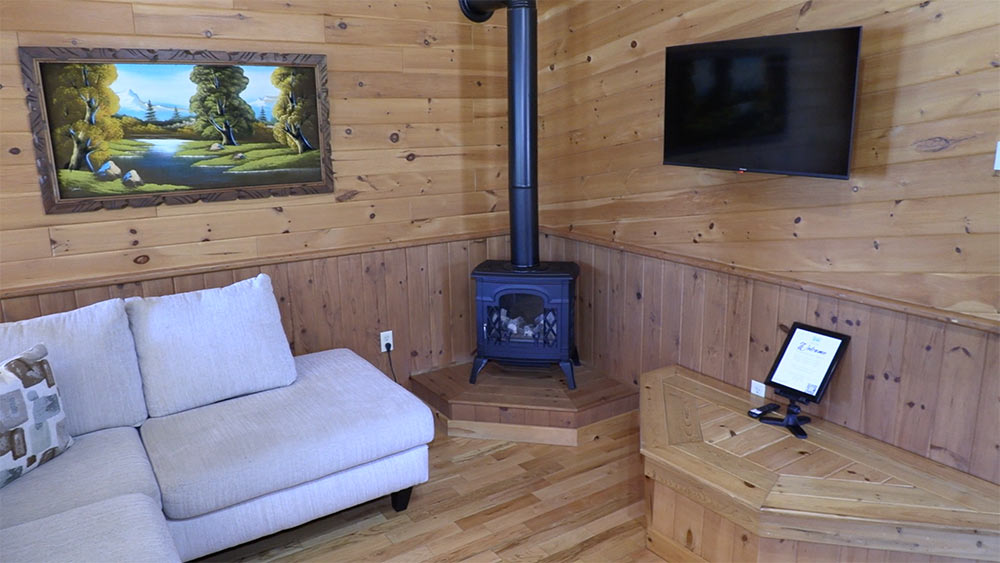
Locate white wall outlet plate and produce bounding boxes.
[750,380,767,397]
[379,330,393,352]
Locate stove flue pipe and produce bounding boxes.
[460,0,539,270]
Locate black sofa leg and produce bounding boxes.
[390,487,413,512]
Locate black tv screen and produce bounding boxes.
[663,27,862,180]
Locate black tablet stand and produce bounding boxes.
[759,390,812,439]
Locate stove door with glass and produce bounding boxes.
[470,260,579,389]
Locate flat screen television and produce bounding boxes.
[662,27,862,180]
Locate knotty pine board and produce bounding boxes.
[0,0,509,295]
[0,238,500,384]
[0,0,996,483]
[650,477,984,563]
[235,0,480,25]
[642,367,999,560]
[4,0,997,328]
[3,232,998,484]
[535,0,1000,322]
[533,235,999,485]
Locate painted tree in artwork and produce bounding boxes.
[144,99,157,122]
[42,63,122,171]
[258,106,268,122]
[271,67,317,154]
[188,65,255,145]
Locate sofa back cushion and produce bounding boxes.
[0,299,148,436]
[125,273,296,417]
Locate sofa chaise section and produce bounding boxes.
[165,445,430,560]
[141,348,434,559]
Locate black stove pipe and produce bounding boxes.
[460,0,539,270]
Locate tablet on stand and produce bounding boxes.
[757,322,850,439]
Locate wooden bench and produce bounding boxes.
[640,366,1000,562]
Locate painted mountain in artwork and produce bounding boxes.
[114,89,191,121]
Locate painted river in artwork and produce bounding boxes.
[115,138,321,189]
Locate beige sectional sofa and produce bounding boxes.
[0,274,435,562]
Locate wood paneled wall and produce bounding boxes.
[3,232,996,483]
[1,0,996,486]
[533,0,1000,324]
[0,236,516,384]
[0,0,509,295]
[534,234,998,484]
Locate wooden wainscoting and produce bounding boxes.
[3,231,996,483]
[0,235,513,384]
[535,233,999,485]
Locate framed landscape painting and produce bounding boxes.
[18,47,333,213]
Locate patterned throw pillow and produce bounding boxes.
[0,344,73,488]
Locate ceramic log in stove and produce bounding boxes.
[461,0,580,390]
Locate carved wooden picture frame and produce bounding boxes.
[18,47,333,213]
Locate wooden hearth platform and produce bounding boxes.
[410,363,638,446]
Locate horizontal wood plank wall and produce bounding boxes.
[534,0,1000,324]
[0,0,509,295]
[537,233,999,485]
[0,236,515,385]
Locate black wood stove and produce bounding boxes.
[461,0,581,389]
[471,260,580,388]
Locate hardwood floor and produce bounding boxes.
[204,414,662,562]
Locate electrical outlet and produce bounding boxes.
[750,380,766,398]
[379,330,393,352]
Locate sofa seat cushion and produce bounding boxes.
[126,273,296,417]
[141,348,434,520]
[0,493,180,563]
[0,299,147,436]
[0,426,160,528]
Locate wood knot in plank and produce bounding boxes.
[912,136,974,153]
[949,345,972,357]
[335,189,360,202]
